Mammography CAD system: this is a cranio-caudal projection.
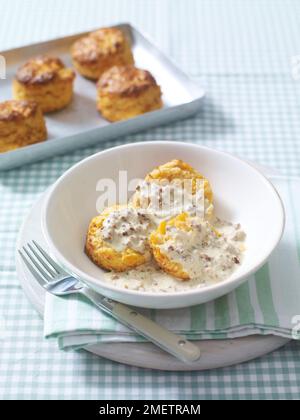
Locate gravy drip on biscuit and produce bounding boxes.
[100,207,154,253]
[159,217,245,283]
[133,179,212,222]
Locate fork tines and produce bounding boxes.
[18,241,63,286]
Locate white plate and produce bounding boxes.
[42,142,285,309]
[16,165,289,371]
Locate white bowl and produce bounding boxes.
[42,141,285,309]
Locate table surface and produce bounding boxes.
[0,0,300,400]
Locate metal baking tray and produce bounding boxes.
[0,23,205,170]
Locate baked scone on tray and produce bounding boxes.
[0,100,47,153]
[97,65,163,122]
[86,205,155,272]
[13,56,75,113]
[71,27,134,80]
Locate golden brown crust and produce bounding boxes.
[0,100,47,153]
[13,56,75,113]
[146,160,204,182]
[96,65,162,122]
[0,100,38,121]
[16,56,75,86]
[71,27,134,80]
[72,28,127,64]
[98,65,158,97]
[71,37,101,64]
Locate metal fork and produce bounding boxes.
[18,241,201,363]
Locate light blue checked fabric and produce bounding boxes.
[1,0,300,400]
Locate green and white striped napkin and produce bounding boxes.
[44,177,300,350]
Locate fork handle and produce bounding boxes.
[113,302,201,363]
[82,288,201,363]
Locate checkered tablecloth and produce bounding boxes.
[1,0,300,400]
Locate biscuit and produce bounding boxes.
[85,205,153,272]
[71,27,134,80]
[150,213,191,280]
[132,159,214,219]
[0,100,47,153]
[149,213,220,280]
[97,65,162,121]
[13,56,75,113]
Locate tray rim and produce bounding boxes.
[0,22,205,170]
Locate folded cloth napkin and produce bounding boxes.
[44,177,300,350]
